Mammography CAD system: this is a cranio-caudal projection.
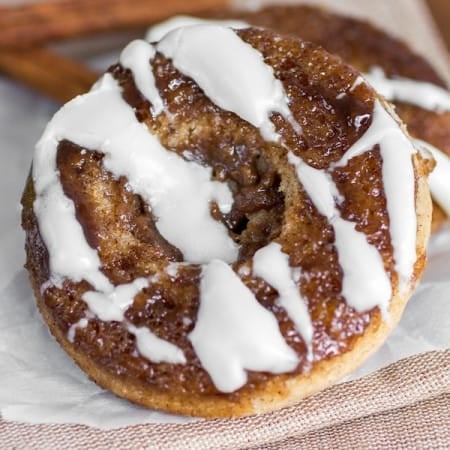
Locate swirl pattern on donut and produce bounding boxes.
[22,26,432,417]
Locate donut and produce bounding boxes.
[220,4,450,230]
[22,25,432,418]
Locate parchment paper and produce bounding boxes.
[0,0,449,430]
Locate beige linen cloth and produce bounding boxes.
[1,0,449,448]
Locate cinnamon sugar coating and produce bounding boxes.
[22,28,430,415]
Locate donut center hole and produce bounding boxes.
[220,154,285,261]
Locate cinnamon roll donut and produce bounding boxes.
[22,25,432,418]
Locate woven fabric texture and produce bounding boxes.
[253,394,450,450]
[1,349,449,449]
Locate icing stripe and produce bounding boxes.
[364,67,450,112]
[157,25,301,141]
[189,260,299,393]
[146,15,249,42]
[334,100,417,288]
[82,278,149,322]
[289,153,392,314]
[84,279,186,364]
[364,67,450,220]
[72,278,187,364]
[120,40,164,115]
[253,243,314,357]
[128,325,186,364]
[67,317,90,343]
[415,139,450,217]
[33,174,112,293]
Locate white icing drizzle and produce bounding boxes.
[350,76,365,92]
[120,40,164,115]
[82,279,186,364]
[39,280,52,295]
[289,153,392,314]
[82,278,148,322]
[189,260,299,393]
[334,100,417,288]
[146,15,249,42]
[128,324,186,364]
[69,268,186,364]
[66,278,187,364]
[362,67,450,220]
[157,25,301,141]
[67,317,89,343]
[33,172,112,293]
[364,67,450,112]
[165,262,181,278]
[253,243,314,356]
[415,139,450,216]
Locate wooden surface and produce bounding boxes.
[427,0,450,50]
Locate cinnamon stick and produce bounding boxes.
[0,0,229,49]
[0,48,98,103]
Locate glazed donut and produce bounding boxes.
[22,25,432,418]
[218,4,450,230]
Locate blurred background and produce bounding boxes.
[427,0,450,51]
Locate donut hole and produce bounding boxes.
[220,151,285,259]
[230,216,249,235]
